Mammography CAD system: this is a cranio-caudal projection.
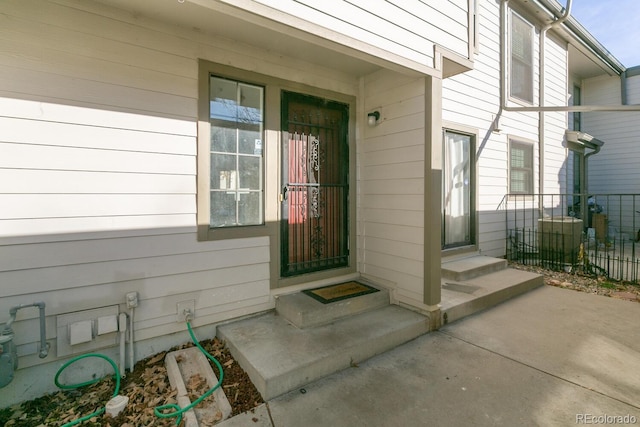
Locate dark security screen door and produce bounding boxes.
[281,91,349,277]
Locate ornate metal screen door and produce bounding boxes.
[281,91,349,277]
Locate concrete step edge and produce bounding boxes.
[442,274,543,325]
[442,257,508,281]
[276,288,390,329]
[218,306,429,401]
[261,315,429,399]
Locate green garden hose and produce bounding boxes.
[52,321,222,426]
[154,321,225,425]
[54,353,120,427]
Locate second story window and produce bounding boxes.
[510,10,534,103]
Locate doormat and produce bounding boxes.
[303,281,379,304]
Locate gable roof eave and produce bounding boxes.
[533,0,625,75]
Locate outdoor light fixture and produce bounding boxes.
[367,111,380,127]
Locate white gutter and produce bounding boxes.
[535,0,624,75]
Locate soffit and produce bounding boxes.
[91,0,429,78]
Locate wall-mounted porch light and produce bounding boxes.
[367,111,380,127]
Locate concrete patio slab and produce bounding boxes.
[442,285,640,408]
[254,286,639,426]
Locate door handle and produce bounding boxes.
[281,186,288,202]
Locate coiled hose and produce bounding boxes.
[54,321,223,426]
[54,353,120,427]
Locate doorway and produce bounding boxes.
[442,130,475,248]
[281,91,350,276]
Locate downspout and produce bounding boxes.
[118,312,127,377]
[621,70,628,105]
[500,0,510,115]
[538,0,572,195]
[584,143,602,198]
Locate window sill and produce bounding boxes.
[197,223,275,241]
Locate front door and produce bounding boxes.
[281,91,349,277]
[442,130,474,248]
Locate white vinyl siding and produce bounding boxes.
[627,72,640,104]
[584,74,640,235]
[252,0,470,64]
[542,34,569,195]
[443,1,567,256]
[360,69,426,308]
[0,0,369,402]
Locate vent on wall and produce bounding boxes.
[56,305,120,357]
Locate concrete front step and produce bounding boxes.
[441,255,508,281]
[440,267,543,325]
[275,285,389,329]
[217,305,429,401]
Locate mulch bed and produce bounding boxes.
[1,338,263,426]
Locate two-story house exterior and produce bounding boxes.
[1,0,635,406]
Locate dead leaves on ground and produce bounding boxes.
[1,337,262,426]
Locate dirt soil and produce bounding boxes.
[1,337,263,427]
[2,266,638,426]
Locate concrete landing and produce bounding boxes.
[275,285,389,329]
[217,305,429,400]
[440,267,543,324]
[442,255,507,281]
[261,286,640,426]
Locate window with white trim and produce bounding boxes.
[510,10,534,103]
[509,139,534,194]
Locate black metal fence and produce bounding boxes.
[501,193,640,283]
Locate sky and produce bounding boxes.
[569,0,640,68]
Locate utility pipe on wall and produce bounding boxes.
[538,0,572,195]
[1,302,49,388]
[118,312,127,377]
[4,302,49,359]
[129,307,134,373]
